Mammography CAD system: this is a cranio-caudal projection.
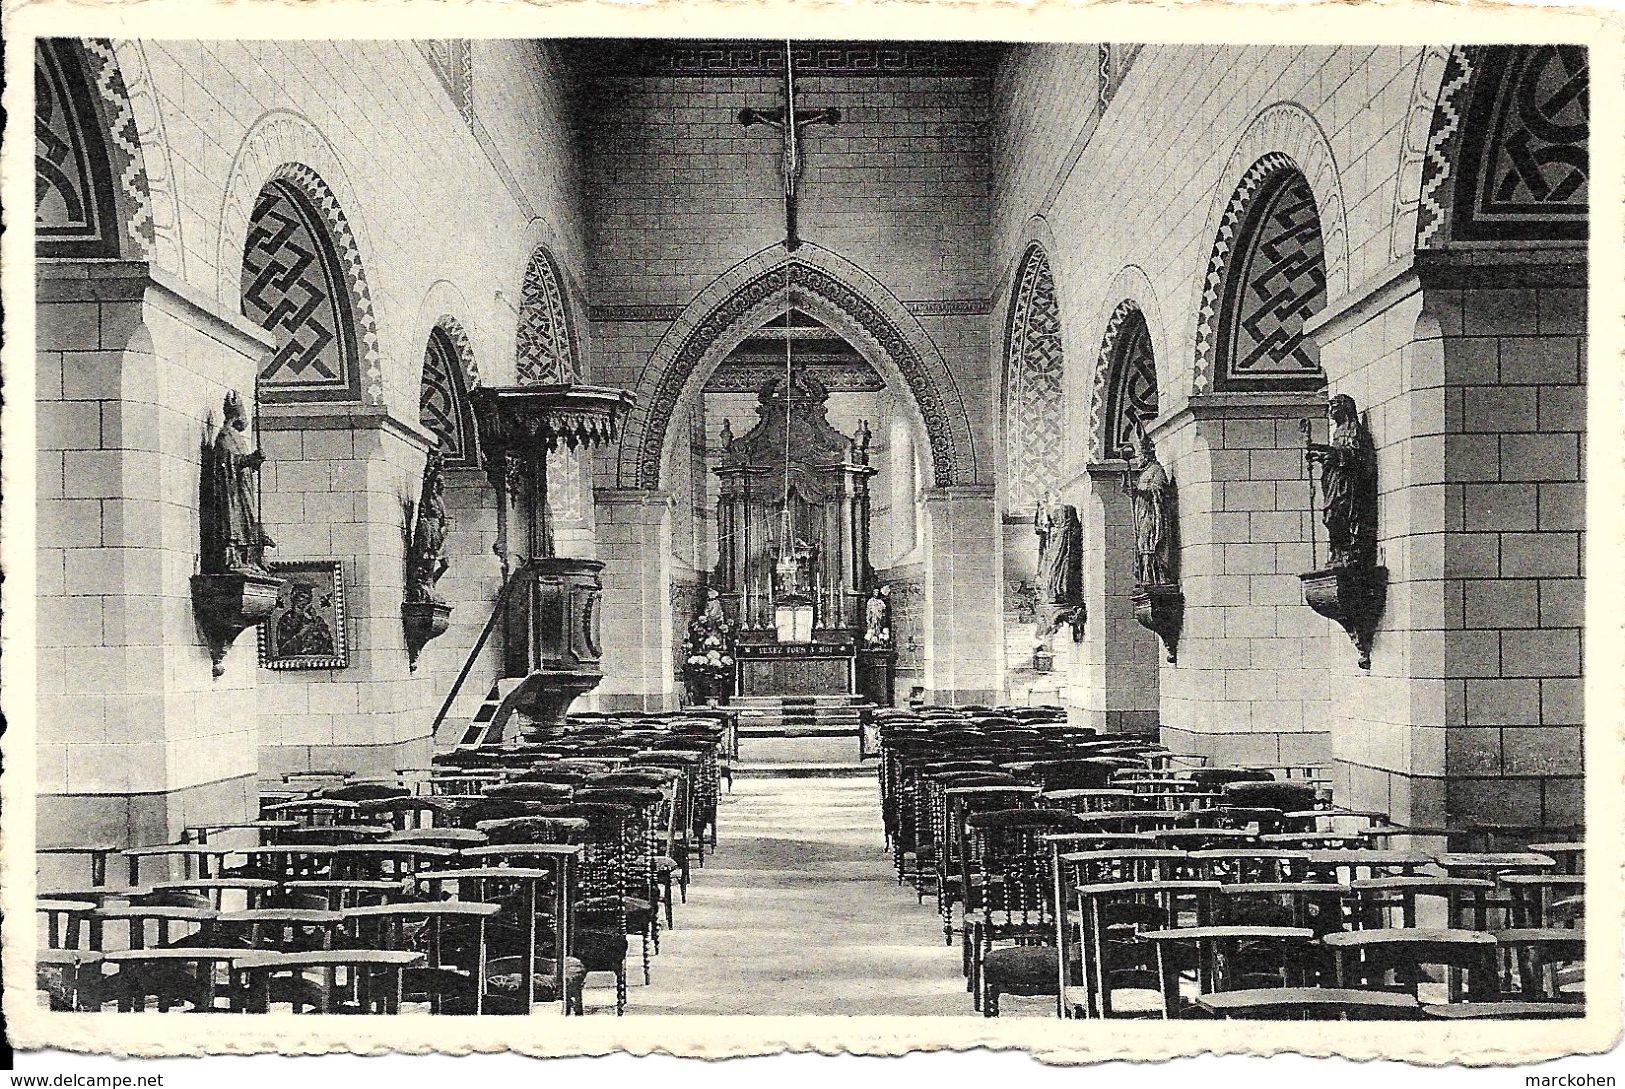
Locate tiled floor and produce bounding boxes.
[618,775,1006,1016]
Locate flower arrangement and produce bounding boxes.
[682,594,736,702]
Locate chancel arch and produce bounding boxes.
[623,243,977,492]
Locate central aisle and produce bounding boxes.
[625,776,970,1015]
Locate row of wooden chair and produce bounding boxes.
[870,705,1586,1021]
[37,712,733,1016]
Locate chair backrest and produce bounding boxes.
[1224,780,1319,813]
[322,783,410,803]
[484,782,574,804]
[458,798,550,829]
[479,816,589,845]
[1187,767,1276,788]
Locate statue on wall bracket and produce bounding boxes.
[1300,394,1387,669]
[191,390,285,676]
[403,445,454,671]
[1034,492,1086,644]
[1120,427,1183,664]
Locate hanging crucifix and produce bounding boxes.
[739,41,841,252]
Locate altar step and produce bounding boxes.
[730,695,873,767]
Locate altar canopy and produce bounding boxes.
[713,371,875,646]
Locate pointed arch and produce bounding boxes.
[1094,301,1159,462]
[1000,243,1065,513]
[620,243,976,490]
[516,245,582,383]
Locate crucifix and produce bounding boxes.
[738,41,841,252]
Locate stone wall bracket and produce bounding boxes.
[191,571,285,677]
[403,601,453,671]
[1131,584,1183,664]
[1300,565,1388,670]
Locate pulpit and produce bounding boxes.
[713,372,884,697]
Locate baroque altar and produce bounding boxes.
[712,372,888,699]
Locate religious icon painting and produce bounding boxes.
[258,560,350,670]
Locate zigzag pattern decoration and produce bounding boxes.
[1003,244,1065,513]
[81,38,153,258]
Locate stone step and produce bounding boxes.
[731,762,876,779]
[735,733,865,765]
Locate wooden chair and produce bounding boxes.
[36,948,107,1010]
[1192,986,1421,1020]
[416,858,581,1015]
[960,808,1079,1015]
[1325,928,1500,1003]
[1493,928,1585,1000]
[103,947,282,1012]
[234,949,425,1013]
[1144,925,1317,1017]
[1073,881,1220,1019]
[37,898,99,951]
[344,901,502,1013]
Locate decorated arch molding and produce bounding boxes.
[218,112,384,404]
[419,314,480,469]
[1192,103,1347,397]
[516,245,582,384]
[1089,299,1161,462]
[35,38,163,262]
[1001,243,1065,513]
[621,245,975,490]
[1085,265,1167,463]
[1413,45,1588,249]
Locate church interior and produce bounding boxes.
[28,37,1590,1020]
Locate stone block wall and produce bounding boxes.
[36,261,270,876]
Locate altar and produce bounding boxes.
[710,371,890,701]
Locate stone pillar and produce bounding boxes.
[256,406,440,779]
[1306,249,1585,828]
[1072,463,1161,735]
[36,260,272,878]
[921,485,1002,705]
[1153,398,1338,769]
[593,487,678,711]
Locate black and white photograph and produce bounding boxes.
[5,0,1618,1072]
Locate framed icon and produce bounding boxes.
[258,560,349,670]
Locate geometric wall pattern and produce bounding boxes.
[515,245,580,385]
[1451,45,1588,244]
[419,40,474,127]
[1214,161,1327,390]
[419,322,479,469]
[1003,243,1065,513]
[1104,306,1159,458]
[242,176,362,401]
[35,39,119,257]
